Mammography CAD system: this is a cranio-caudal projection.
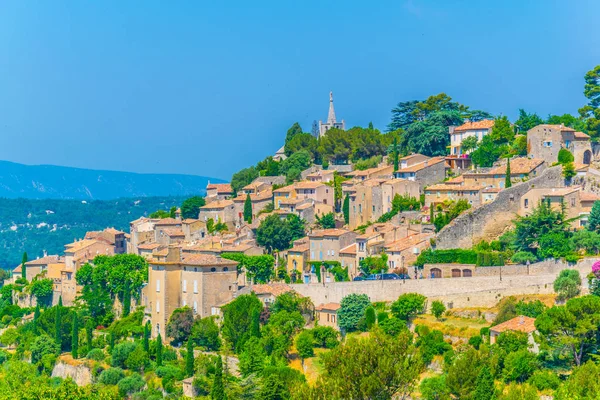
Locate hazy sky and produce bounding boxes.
[1,1,599,180]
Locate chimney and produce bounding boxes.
[166,245,181,263]
[519,316,524,325]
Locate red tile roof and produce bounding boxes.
[316,302,341,311]
[452,120,495,133]
[490,316,536,334]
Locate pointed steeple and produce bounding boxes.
[327,91,336,124]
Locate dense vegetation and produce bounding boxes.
[0,196,186,270]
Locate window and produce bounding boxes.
[193,301,198,314]
[331,250,335,257]
[331,314,336,323]
[211,267,216,272]
[183,299,187,306]
[543,141,553,147]
[524,199,529,208]
[156,301,160,314]
[571,197,576,207]
[183,280,187,292]
[156,280,160,292]
[193,280,198,294]
[372,205,375,212]
[223,267,228,271]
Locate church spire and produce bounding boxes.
[327,91,336,124]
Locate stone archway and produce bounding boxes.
[584,149,592,165]
[430,268,442,278]
[462,269,472,277]
[451,268,462,278]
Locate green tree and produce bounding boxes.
[431,300,446,320]
[553,269,581,301]
[20,252,28,281]
[285,122,303,144]
[391,293,427,320]
[311,329,423,399]
[338,294,371,332]
[392,136,399,171]
[401,110,464,156]
[578,65,600,138]
[588,201,600,232]
[71,315,79,359]
[364,306,376,329]
[536,295,600,366]
[471,135,508,167]
[256,214,293,253]
[243,194,252,223]
[185,339,195,377]
[285,133,318,158]
[420,375,451,400]
[30,335,60,365]
[286,214,306,242]
[85,319,94,353]
[562,161,576,181]
[143,322,150,352]
[181,196,206,220]
[221,294,263,353]
[473,366,496,400]
[33,305,40,335]
[558,148,575,164]
[295,330,314,367]
[54,301,62,349]
[29,278,54,306]
[505,158,512,188]
[343,195,350,225]
[166,306,194,345]
[315,212,335,229]
[211,355,226,400]
[191,316,221,351]
[503,350,538,383]
[231,166,259,195]
[461,135,479,153]
[239,337,266,377]
[156,333,163,366]
[446,347,486,399]
[515,109,544,132]
[554,361,600,400]
[122,279,131,318]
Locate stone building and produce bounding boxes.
[205,183,233,203]
[449,120,495,156]
[384,233,432,275]
[394,157,447,191]
[527,124,593,165]
[490,316,539,353]
[85,228,127,254]
[142,247,239,339]
[350,165,394,182]
[233,190,273,222]
[318,92,345,137]
[462,158,546,189]
[424,183,485,208]
[306,169,335,183]
[64,239,114,271]
[315,303,341,330]
[308,229,358,264]
[274,182,333,210]
[198,200,237,229]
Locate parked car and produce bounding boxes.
[353,276,366,281]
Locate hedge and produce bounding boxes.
[308,261,348,282]
[415,249,506,267]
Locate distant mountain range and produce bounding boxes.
[0,161,225,200]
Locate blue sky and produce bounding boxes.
[0,1,599,180]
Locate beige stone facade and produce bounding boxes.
[315,303,341,330]
[394,157,447,191]
[142,248,239,339]
[462,158,546,189]
[308,229,358,264]
[424,184,485,208]
[527,124,593,165]
[449,120,495,156]
[198,200,237,228]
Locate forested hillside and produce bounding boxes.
[0,196,185,269]
[0,160,223,200]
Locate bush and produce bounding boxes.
[118,373,145,396]
[468,335,482,350]
[511,251,538,264]
[378,318,407,337]
[98,367,125,385]
[391,293,426,320]
[431,301,446,320]
[111,341,138,368]
[558,148,574,164]
[554,269,581,301]
[527,369,561,391]
[86,348,105,361]
[420,375,451,400]
[311,326,339,349]
[503,350,539,382]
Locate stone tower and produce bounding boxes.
[318,91,345,137]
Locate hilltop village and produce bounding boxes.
[4,70,600,399]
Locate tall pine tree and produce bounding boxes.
[243,194,253,223]
[122,280,131,318]
[156,334,163,366]
[71,315,79,359]
[505,157,512,188]
[85,319,94,353]
[33,305,40,335]
[343,195,350,225]
[185,339,195,377]
[588,201,600,232]
[109,331,115,353]
[143,322,150,352]
[393,136,399,172]
[211,355,226,400]
[55,300,62,350]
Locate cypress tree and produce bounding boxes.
[243,194,253,223]
[33,305,40,335]
[365,306,376,329]
[55,304,62,350]
[393,136,399,172]
[185,339,195,377]
[143,322,150,352]
[588,201,600,232]
[58,296,63,307]
[343,195,350,225]
[505,157,512,188]
[85,319,94,353]
[122,280,131,318]
[474,365,495,400]
[430,205,434,222]
[156,333,163,366]
[71,315,79,359]
[250,308,261,339]
[211,355,226,400]
[21,252,28,281]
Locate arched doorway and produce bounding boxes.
[451,268,462,278]
[430,268,442,278]
[584,150,592,165]
[462,269,472,277]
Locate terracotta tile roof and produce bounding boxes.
[138,243,162,250]
[250,283,293,296]
[339,243,357,255]
[181,254,239,266]
[385,233,431,252]
[207,183,233,193]
[316,302,341,311]
[288,243,309,253]
[399,153,426,161]
[13,265,21,273]
[534,124,576,132]
[574,131,591,139]
[64,239,102,253]
[104,228,125,235]
[234,190,273,202]
[154,249,169,257]
[580,192,600,202]
[162,229,185,237]
[294,181,326,189]
[446,175,464,184]
[220,244,256,253]
[306,170,334,178]
[452,119,495,133]
[360,178,389,187]
[274,185,296,194]
[154,218,182,226]
[487,158,544,175]
[25,255,62,265]
[490,315,537,334]
[397,157,446,173]
[310,229,353,238]
[426,184,485,192]
[200,199,234,209]
[182,218,200,224]
[351,165,392,177]
[542,187,580,197]
[483,188,503,193]
[574,163,589,172]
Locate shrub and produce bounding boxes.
[86,348,105,361]
[554,269,581,301]
[558,148,574,164]
[338,294,371,332]
[378,318,407,337]
[431,301,446,320]
[117,373,145,396]
[391,293,426,320]
[99,367,125,385]
[311,326,339,349]
[511,251,537,264]
[527,369,561,391]
[503,350,539,382]
[111,341,138,369]
[468,335,483,350]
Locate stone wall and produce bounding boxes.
[291,257,594,309]
[52,360,93,386]
[435,165,564,249]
